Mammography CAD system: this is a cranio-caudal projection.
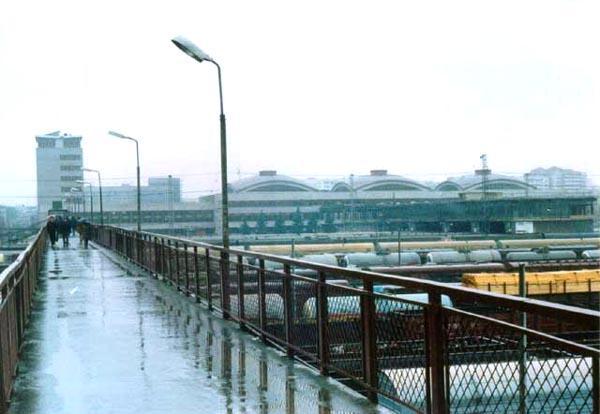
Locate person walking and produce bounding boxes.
[59,216,70,246]
[47,216,58,247]
[77,218,91,249]
[70,216,78,236]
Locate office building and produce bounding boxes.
[35,131,83,217]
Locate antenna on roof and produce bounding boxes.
[475,154,492,201]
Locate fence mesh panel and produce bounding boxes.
[195,251,208,302]
[208,257,222,310]
[444,308,596,413]
[239,264,261,329]
[326,285,364,379]
[264,269,285,342]
[375,294,428,412]
[291,275,318,362]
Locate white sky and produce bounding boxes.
[1,0,599,205]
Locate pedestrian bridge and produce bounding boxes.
[0,227,598,413]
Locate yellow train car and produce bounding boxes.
[462,269,600,295]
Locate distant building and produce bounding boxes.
[92,176,183,210]
[35,131,83,217]
[147,176,181,204]
[524,167,588,192]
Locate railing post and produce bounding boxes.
[593,357,599,414]
[160,238,166,279]
[175,241,180,290]
[361,279,378,402]
[317,271,329,375]
[184,244,190,296]
[426,290,447,413]
[237,255,245,329]
[166,240,173,284]
[206,248,213,311]
[518,263,528,414]
[258,258,267,343]
[194,246,201,303]
[283,263,294,356]
[153,237,159,276]
[138,233,143,266]
[220,251,231,319]
[0,285,8,411]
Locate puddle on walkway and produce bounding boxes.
[9,240,393,414]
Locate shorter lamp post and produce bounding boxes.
[83,168,104,225]
[70,187,84,214]
[77,181,93,223]
[108,130,141,231]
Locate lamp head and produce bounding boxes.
[108,130,129,140]
[171,36,213,63]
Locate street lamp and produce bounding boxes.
[171,35,229,249]
[70,187,84,215]
[77,181,93,223]
[82,168,104,225]
[108,130,141,231]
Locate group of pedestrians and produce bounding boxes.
[47,215,91,248]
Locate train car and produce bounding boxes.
[302,293,453,321]
[467,249,502,263]
[499,238,600,249]
[505,250,577,261]
[426,251,468,265]
[229,293,284,320]
[344,252,421,268]
[582,249,600,259]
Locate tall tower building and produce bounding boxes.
[36,131,83,216]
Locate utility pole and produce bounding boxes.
[476,154,491,234]
[168,175,174,231]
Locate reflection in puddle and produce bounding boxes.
[144,277,389,414]
[11,248,390,414]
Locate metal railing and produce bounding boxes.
[93,225,600,413]
[0,227,46,411]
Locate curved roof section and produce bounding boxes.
[436,174,535,191]
[331,182,353,192]
[352,170,431,192]
[230,170,318,193]
[331,171,431,192]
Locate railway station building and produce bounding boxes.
[97,169,596,237]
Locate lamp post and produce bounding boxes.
[77,181,93,223]
[82,168,104,225]
[108,130,141,231]
[70,187,84,215]
[171,36,229,250]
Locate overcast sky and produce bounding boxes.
[1,0,598,205]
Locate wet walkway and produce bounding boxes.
[9,238,391,414]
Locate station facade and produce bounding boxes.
[97,169,597,237]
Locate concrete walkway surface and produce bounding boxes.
[8,238,391,414]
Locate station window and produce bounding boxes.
[61,165,82,171]
[60,154,82,161]
[61,175,82,182]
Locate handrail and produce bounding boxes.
[0,225,46,412]
[94,225,600,413]
[107,226,600,329]
[0,226,45,290]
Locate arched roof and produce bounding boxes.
[351,170,431,192]
[229,170,318,193]
[331,182,353,192]
[435,181,462,191]
[437,174,535,191]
